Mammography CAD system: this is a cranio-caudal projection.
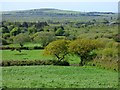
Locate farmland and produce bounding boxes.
[1,7,119,89]
[2,50,53,61]
[2,66,118,88]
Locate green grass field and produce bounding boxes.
[2,50,80,65]
[2,66,118,88]
[2,50,53,61]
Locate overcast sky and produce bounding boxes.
[0,0,119,12]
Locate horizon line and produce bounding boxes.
[1,8,117,13]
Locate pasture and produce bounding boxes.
[1,7,119,89]
[2,50,53,61]
[2,66,118,88]
[2,50,80,65]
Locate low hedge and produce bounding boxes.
[0,46,44,50]
[0,60,69,66]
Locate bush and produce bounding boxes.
[1,60,69,66]
[33,46,44,49]
[52,60,69,66]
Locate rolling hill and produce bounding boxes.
[1,8,117,22]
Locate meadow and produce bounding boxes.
[2,66,118,88]
[2,50,53,61]
[2,50,80,65]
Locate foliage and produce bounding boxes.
[1,60,69,66]
[113,34,120,42]
[68,39,104,66]
[13,33,30,47]
[55,28,65,36]
[33,32,56,47]
[0,26,9,33]
[10,27,20,36]
[28,25,37,34]
[44,39,70,61]
[2,33,10,39]
[1,38,8,45]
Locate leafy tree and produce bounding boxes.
[28,25,37,34]
[2,33,10,39]
[1,26,9,33]
[22,22,28,28]
[1,38,8,45]
[20,27,28,33]
[7,25,14,31]
[33,32,56,47]
[44,40,70,61]
[69,39,103,66]
[55,28,65,36]
[13,33,30,47]
[10,27,20,36]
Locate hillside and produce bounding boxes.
[1,8,117,22]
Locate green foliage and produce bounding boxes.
[33,32,56,47]
[113,34,120,42]
[13,33,30,47]
[55,28,64,36]
[10,27,20,36]
[1,26,9,33]
[44,39,70,61]
[69,39,103,66]
[1,60,69,66]
[2,33,10,39]
[1,38,8,45]
[7,25,14,31]
[28,25,37,34]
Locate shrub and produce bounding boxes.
[1,60,69,66]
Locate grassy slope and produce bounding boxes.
[2,66,118,88]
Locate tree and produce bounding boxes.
[1,38,8,45]
[28,25,37,34]
[44,40,70,61]
[22,22,28,28]
[55,28,65,36]
[10,27,21,36]
[33,32,56,47]
[2,33,10,39]
[1,26,9,33]
[13,33,30,47]
[69,39,103,66]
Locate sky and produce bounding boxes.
[0,0,119,12]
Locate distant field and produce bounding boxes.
[2,66,118,88]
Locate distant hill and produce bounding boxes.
[1,8,116,22]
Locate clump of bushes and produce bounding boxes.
[87,47,118,71]
[1,60,69,66]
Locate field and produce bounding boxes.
[2,50,53,61]
[1,7,119,89]
[2,50,80,65]
[2,66,118,88]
